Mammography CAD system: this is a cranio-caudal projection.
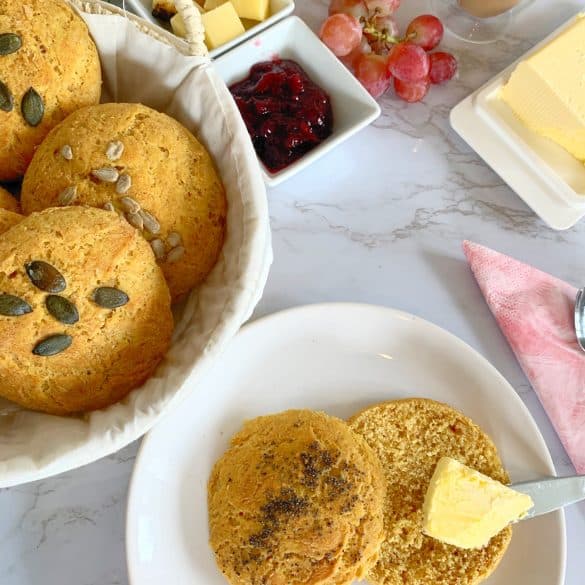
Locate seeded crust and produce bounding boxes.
[21,103,227,302]
[0,0,102,181]
[0,206,173,415]
[348,399,512,585]
[0,208,22,235]
[208,410,386,585]
[0,186,20,213]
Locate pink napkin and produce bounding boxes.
[463,240,585,473]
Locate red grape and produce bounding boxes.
[329,0,368,20]
[319,14,363,57]
[341,37,372,71]
[405,15,444,51]
[394,77,430,102]
[355,53,392,98]
[368,39,389,55]
[387,42,430,82]
[429,51,458,84]
[365,0,400,16]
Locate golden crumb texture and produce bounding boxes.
[349,398,512,585]
[0,0,102,181]
[0,186,20,213]
[21,102,227,302]
[0,208,22,235]
[0,206,173,415]
[208,409,386,585]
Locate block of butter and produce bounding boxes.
[422,457,534,549]
[201,2,245,49]
[501,14,585,162]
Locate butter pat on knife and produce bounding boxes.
[422,457,534,549]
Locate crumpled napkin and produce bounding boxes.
[463,240,585,473]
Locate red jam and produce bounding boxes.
[230,59,334,174]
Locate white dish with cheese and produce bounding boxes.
[451,13,585,230]
[129,0,294,57]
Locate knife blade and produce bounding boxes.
[511,475,585,519]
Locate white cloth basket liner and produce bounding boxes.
[0,12,272,487]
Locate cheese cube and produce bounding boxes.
[231,0,269,21]
[240,17,258,30]
[203,0,226,10]
[201,3,245,49]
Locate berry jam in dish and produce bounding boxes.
[230,59,334,173]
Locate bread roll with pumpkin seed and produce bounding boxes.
[0,206,173,415]
[0,186,20,213]
[348,399,512,585]
[21,103,227,302]
[208,409,386,585]
[0,208,22,235]
[0,0,102,181]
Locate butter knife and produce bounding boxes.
[511,475,585,519]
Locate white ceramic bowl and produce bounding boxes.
[451,14,585,230]
[128,0,295,58]
[213,16,382,187]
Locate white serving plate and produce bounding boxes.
[127,0,295,58]
[213,16,381,187]
[451,13,585,231]
[126,303,565,585]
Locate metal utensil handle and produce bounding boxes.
[174,0,207,57]
[512,475,585,519]
[575,288,585,345]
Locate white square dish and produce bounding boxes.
[451,13,585,231]
[127,0,295,58]
[213,16,381,187]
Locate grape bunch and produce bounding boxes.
[319,0,457,102]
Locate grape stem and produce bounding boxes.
[362,23,399,45]
[361,7,401,46]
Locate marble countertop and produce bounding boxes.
[2,0,585,583]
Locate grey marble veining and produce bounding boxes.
[1,0,585,584]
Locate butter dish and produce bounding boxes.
[451,13,585,230]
